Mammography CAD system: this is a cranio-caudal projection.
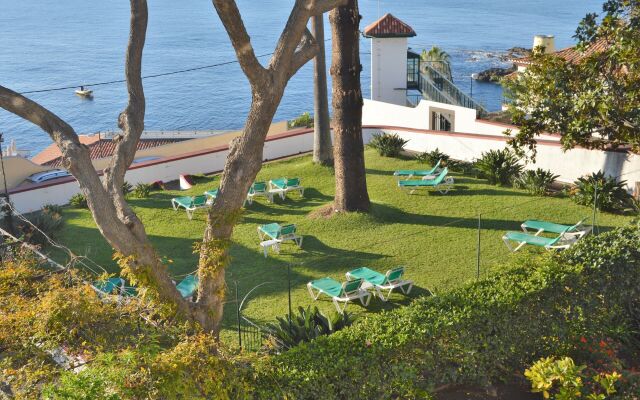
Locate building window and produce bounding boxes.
[431,111,452,132]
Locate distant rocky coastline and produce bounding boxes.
[473,47,532,83]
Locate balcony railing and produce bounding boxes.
[417,63,488,117]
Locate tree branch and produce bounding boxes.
[268,0,346,81]
[0,86,138,252]
[103,0,149,239]
[289,28,319,78]
[211,0,268,86]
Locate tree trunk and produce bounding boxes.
[195,93,281,335]
[312,14,333,165]
[329,0,370,212]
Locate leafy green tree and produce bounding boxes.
[421,46,452,80]
[504,0,640,159]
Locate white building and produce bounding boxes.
[363,13,416,106]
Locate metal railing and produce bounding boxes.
[417,63,488,116]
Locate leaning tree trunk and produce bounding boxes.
[312,13,333,165]
[329,0,370,212]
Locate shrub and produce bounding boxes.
[475,148,523,185]
[121,181,133,195]
[289,112,314,129]
[131,183,152,199]
[524,356,620,400]
[415,148,450,165]
[367,133,409,157]
[18,208,63,247]
[42,204,63,215]
[265,306,354,352]
[253,223,640,398]
[571,171,632,212]
[448,159,477,175]
[515,168,559,196]
[69,193,88,208]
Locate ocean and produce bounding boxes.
[0,0,602,154]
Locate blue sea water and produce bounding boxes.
[0,0,602,154]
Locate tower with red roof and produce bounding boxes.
[363,13,416,106]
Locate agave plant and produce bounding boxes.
[132,183,153,199]
[368,133,409,157]
[69,193,88,209]
[571,171,632,212]
[121,181,133,195]
[18,208,64,247]
[415,148,450,166]
[475,149,523,186]
[265,306,354,352]
[515,168,559,196]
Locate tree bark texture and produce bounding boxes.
[312,14,333,165]
[329,0,371,212]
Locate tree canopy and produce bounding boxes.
[504,0,640,159]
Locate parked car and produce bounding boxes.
[27,169,71,183]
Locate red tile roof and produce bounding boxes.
[35,136,184,168]
[363,13,416,38]
[511,38,609,66]
[31,135,100,165]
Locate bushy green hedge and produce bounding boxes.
[28,224,640,399]
[252,224,640,398]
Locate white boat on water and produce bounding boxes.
[75,86,93,97]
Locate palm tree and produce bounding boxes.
[421,46,452,81]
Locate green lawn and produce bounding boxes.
[56,150,632,345]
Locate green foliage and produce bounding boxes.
[421,46,452,80]
[69,193,87,208]
[475,148,523,185]
[571,171,632,212]
[18,207,64,247]
[252,223,640,398]
[132,183,153,199]
[44,335,253,400]
[415,148,450,165]
[367,133,409,157]
[515,168,559,196]
[122,181,133,195]
[265,306,354,351]
[525,356,620,400]
[42,204,63,215]
[289,112,314,129]
[504,0,640,158]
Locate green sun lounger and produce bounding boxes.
[398,167,454,194]
[346,266,413,301]
[171,195,211,220]
[268,177,305,200]
[92,277,137,300]
[521,218,591,238]
[204,189,219,200]
[394,159,442,179]
[257,222,303,247]
[307,277,372,313]
[246,181,273,205]
[502,229,577,252]
[176,274,199,300]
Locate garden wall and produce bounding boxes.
[10,100,640,214]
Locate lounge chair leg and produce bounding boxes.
[333,298,346,314]
[307,284,321,301]
[400,282,414,295]
[360,291,372,306]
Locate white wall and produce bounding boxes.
[370,37,408,106]
[11,131,316,214]
[11,99,640,213]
